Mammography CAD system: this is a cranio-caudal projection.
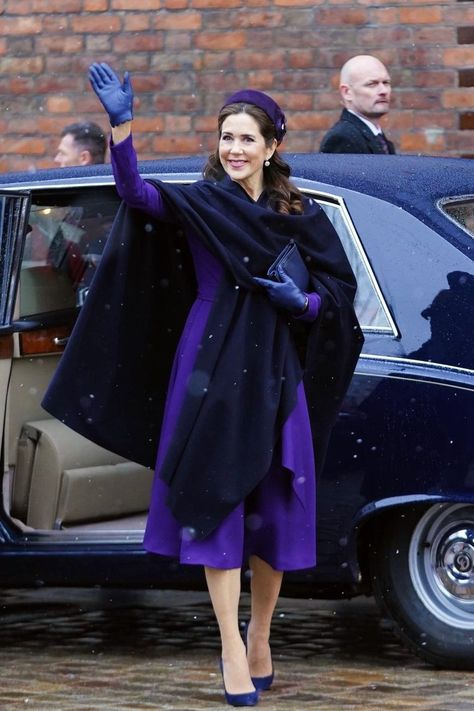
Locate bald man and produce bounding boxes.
[320,55,396,154]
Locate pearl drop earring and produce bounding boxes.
[264,159,270,167]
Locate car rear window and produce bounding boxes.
[439,197,474,238]
[317,199,395,333]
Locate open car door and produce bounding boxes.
[0,191,31,535]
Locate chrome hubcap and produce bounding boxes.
[409,504,474,628]
[436,528,474,599]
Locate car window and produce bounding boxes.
[439,197,474,238]
[20,187,120,317]
[317,199,394,333]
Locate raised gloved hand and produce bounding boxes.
[89,62,133,127]
[254,266,309,315]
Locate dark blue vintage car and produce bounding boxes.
[0,154,472,669]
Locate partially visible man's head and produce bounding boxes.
[339,55,392,122]
[54,122,106,167]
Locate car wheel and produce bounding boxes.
[370,503,474,669]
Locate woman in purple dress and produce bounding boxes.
[75,63,362,707]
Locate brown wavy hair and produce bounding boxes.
[203,103,304,215]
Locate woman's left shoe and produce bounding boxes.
[242,623,274,691]
[251,670,274,693]
[219,659,259,707]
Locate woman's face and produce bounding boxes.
[219,112,276,199]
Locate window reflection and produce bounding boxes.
[21,189,119,316]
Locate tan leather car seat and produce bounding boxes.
[13,419,153,529]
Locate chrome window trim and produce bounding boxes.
[15,530,146,546]
[0,174,201,191]
[296,184,398,337]
[437,194,474,239]
[357,353,474,392]
[361,353,474,375]
[361,352,474,376]
[0,192,31,325]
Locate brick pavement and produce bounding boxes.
[0,589,472,710]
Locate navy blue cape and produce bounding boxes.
[43,177,363,538]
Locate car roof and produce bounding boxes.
[2,153,473,245]
[2,152,473,200]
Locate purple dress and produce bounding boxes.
[110,135,318,571]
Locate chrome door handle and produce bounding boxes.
[53,336,69,347]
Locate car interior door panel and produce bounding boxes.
[0,335,13,359]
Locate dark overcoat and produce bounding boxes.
[320,109,396,154]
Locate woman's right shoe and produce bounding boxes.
[219,659,259,707]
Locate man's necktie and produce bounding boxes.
[377,133,390,154]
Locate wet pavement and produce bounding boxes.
[0,588,472,710]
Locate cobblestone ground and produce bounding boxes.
[0,589,472,711]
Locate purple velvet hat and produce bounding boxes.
[222,89,287,144]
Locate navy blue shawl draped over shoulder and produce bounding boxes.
[43,177,363,539]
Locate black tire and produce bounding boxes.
[370,503,474,669]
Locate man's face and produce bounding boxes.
[54,133,91,167]
[341,61,392,120]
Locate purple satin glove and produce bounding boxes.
[254,265,308,315]
[89,62,133,127]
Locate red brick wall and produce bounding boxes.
[0,0,472,171]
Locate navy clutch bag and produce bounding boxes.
[267,241,311,291]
